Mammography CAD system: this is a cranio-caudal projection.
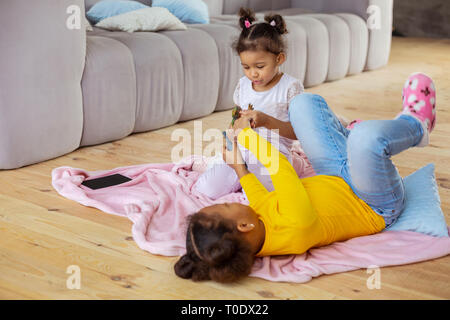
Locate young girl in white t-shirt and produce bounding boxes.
[194,8,341,199]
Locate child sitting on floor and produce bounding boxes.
[194,8,348,199]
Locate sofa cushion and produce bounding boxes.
[256,7,315,16]
[189,23,243,111]
[159,27,220,120]
[87,28,185,132]
[304,14,351,82]
[279,20,307,84]
[95,7,187,32]
[0,0,86,169]
[201,0,224,17]
[283,16,329,87]
[335,13,368,75]
[86,0,149,24]
[222,0,291,15]
[81,36,136,146]
[152,0,210,24]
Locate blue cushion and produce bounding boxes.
[152,0,209,24]
[384,164,449,237]
[86,0,149,24]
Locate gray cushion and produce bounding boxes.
[159,28,220,121]
[222,0,291,15]
[365,0,393,70]
[92,29,184,133]
[279,20,307,84]
[256,7,315,16]
[335,13,368,75]
[189,23,244,111]
[305,14,351,82]
[81,36,136,146]
[284,16,329,87]
[290,0,393,71]
[0,0,85,169]
[87,26,221,127]
[202,0,224,17]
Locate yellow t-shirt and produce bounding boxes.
[237,128,386,257]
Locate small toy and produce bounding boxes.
[222,131,233,151]
[230,104,254,126]
[231,106,242,126]
[221,130,248,169]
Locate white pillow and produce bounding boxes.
[95,7,187,32]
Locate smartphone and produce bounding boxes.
[222,131,233,151]
[81,174,132,190]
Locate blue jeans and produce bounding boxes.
[288,93,424,227]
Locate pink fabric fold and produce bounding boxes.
[51,155,450,283]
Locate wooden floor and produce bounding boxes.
[1,37,449,300]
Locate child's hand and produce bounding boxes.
[222,130,247,173]
[240,110,267,128]
[232,116,252,130]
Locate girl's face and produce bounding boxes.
[239,50,286,90]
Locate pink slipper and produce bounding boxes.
[401,73,436,131]
[346,119,363,130]
[399,72,436,147]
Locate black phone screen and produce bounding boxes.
[81,174,132,190]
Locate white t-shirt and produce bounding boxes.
[233,73,304,155]
[233,73,304,122]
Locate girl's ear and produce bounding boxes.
[237,222,255,233]
[276,52,286,66]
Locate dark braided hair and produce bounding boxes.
[174,211,255,283]
[233,7,288,55]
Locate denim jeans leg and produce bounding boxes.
[288,93,351,181]
[346,115,424,226]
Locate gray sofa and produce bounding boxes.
[0,0,393,169]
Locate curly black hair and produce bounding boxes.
[174,211,254,283]
[233,7,288,55]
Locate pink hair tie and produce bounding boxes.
[270,20,276,27]
[244,19,251,29]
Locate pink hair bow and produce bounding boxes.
[244,19,251,28]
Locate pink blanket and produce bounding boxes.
[51,156,450,283]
